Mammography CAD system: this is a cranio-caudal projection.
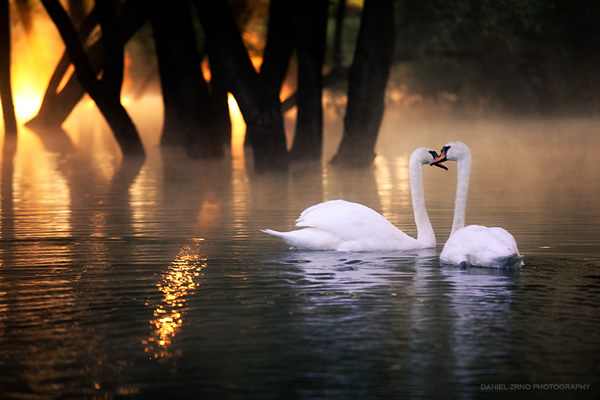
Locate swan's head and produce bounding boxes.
[430,141,470,166]
[411,147,448,170]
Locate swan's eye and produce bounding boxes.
[428,150,439,159]
[441,145,451,155]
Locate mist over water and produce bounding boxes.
[1,97,600,398]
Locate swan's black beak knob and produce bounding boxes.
[429,150,448,170]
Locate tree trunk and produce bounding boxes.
[31,0,146,128]
[67,0,86,25]
[331,0,395,167]
[151,0,218,156]
[289,1,328,161]
[98,0,124,98]
[0,0,17,136]
[26,8,98,128]
[247,0,294,149]
[41,0,144,156]
[197,1,288,171]
[333,0,347,72]
[260,0,294,97]
[206,57,231,151]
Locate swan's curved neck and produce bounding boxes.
[409,157,435,247]
[452,153,471,234]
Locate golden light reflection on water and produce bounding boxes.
[128,160,159,237]
[143,241,207,359]
[10,129,72,239]
[374,156,393,218]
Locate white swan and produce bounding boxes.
[262,148,442,251]
[431,141,522,268]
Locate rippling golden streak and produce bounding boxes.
[374,156,393,219]
[143,244,206,359]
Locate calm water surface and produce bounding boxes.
[0,106,599,399]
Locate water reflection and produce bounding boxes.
[143,240,207,359]
[1,136,16,246]
[0,137,16,340]
[0,127,146,397]
[406,264,519,396]
[446,267,518,391]
[1,99,600,397]
[139,156,230,360]
[279,248,436,292]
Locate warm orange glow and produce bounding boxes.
[143,243,206,359]
[56,65,75,93]
[10,3,64,124]
[228,93,246,158]
[121,95,132,107]
[5,126,73,240]
[374,156,393,218]
[201,59,211,82]
[197,196,221,230]
[9,3,138,126]
[13,90,41,122]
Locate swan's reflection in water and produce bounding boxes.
[266,248,521,397]
[406,263,518,396]
[143,240,207,359]
[2,109,600,397]
[441,266,518,388]
[277,248,437,292]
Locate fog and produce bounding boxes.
[2,2,600,397]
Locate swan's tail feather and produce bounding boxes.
[261,228,300,248]
[261,228,339,250]
[261,228,286,238]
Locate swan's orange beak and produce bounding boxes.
[429,150,448,170]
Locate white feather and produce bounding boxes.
[440,141,523,268]
[262,149,437,251]
[440,225,522,267]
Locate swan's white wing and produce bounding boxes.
[488,227,520,256]
[441,225,520,267]
[295,200,414,244]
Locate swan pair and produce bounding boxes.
[263,142,521,268]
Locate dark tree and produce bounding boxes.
[27,8,98,129]
[246,0,293,151]
[30,0,146,129]
[197,1,288,171]
[0,0,17,136]
[153,1,229,158]
[151,1,209,148]
[206,58,232,152]
[332,0,395,167]
[332,0,347,72]
[254,1,328,162]
[41,0,144,156]
[152,4,231,157]
[67,0,86,25]
[259,0,294,101]
[289,1,328,161]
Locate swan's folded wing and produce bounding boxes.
[297,200,349,222]
[295,200,411,242]
[441,225,520,267]
[488,227,520,255]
